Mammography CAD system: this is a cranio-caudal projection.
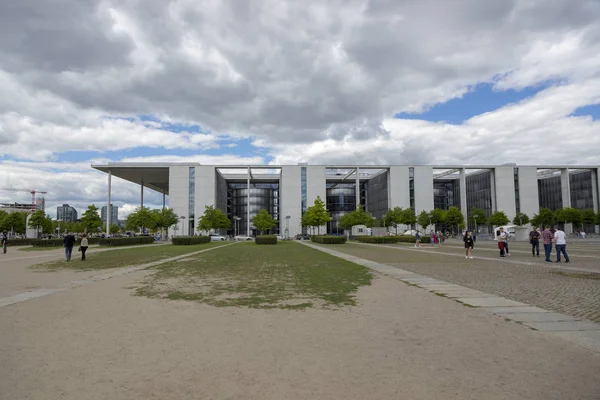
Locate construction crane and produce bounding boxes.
[0,188,48,211]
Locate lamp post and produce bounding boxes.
[233,216,241,238]
[180,216,186,236]
[285,215,291,239]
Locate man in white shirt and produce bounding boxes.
[553,226,570,263]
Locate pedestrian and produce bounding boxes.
[529,226,541,257]
[581,230,586,239]
[429,230,434,246]
[541,225,554,262]
[79,233,89,261]
[496,228,505,257]
[63,232,76,262]
[1,232,7,254]
[414,231,421,248]
[553,226,570,263]
[500,227,510,256]
[463,230,474,259]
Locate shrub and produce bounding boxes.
[172,236,211,245]
[354,236,398,244]
[30,239,64,247]
[311,235,347,244]
[255,235,277,245]
[98,236,155,246]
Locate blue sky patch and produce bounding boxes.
[395,83,547,124]
[570,104,600,120]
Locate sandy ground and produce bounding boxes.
[1,253,600,400]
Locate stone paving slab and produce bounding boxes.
[0,288,66,307]
[455,298,528,307]
[549,331,600,353]
[495,312,579,323]
[522,321,600,332]
[484,306,551,314]
[444,292,498,298]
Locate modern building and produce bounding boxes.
[91,163,600,237]
[57,204,78,222]
[101,204,118,225]
[0,202,36,213]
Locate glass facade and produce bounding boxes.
[366,171,388,219]
[538,175,563,211]
[409,167,415,209]
[326,184,356,234]
[514,168,520,214]
[570,170,594,210]
[228,183,279,235]
[189,167,195,234]
[433,179,460,210]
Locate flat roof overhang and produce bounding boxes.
[91,163,184,194]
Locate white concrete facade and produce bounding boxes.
[92,163,600,237]
[280,166,302,238]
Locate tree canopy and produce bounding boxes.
[400,207,417,227]
[429,208,447,225]
[489,211,509,227]
[0,211,27,234]
[197,205,231,233]
[530,208,555,228]
[152,208,179,230]
[444,206,465,230]
[337,207,373,229]
[468,207,488,226]
[301,196,330,233]
[125,206,157,232]
[252,209,277,233]
[81,205,103,232]
[555,207,583,226]
[417,210,431,230]
[512,212,530,226]
[581,209,596,226]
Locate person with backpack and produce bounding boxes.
[529,227,541,257]
[414,231,421,248]
[463,231,474,259]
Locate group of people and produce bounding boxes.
[0,231,89,261]
[531,226,570,263]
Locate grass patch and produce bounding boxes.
[550,271,600,280]
[31,242,228,271]
[135,241,373,309]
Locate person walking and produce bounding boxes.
[496,228,505,257]
[463,230,474,259]
[80,233,89,261]
[553,226,570,263]
[429,231,434,246]
[500,227,510,256]
[63,232,76,262]
[541,225,554,262]
[529,226,541,257]
[414,231,421,248]
[1,232,7,254]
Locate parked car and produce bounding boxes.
[209,234,226,242]
[234,235,253,241]
[294,234,310,240]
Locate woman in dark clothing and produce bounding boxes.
[463,230,474,259]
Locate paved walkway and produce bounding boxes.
[302,241,600,354]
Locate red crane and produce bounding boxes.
[0,188,48,211]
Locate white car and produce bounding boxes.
[234,235,253,241]
[209,234,226,242]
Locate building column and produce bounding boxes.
[560,168,572,234]
[459,168,468,225]
[593,168,600,233]
[162,191,166,209]
[107,169,112,236]
[355,167,360,210]
[140,180,144,209]
[247,167,251,236]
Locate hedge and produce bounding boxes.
[310,235,347,244]
[98,237,155,246]
[255,235,277,245]
[354,235,431,244]
[172,236,211,245]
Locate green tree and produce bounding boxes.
[384,207,404,233]
[41,215,54,234]
[338,207,374,230]
[468,207,488,228]
[125,206,158,232]
[28,210,47,236]
[0,212,27,234]
[197,205,231,233]
[489,211,509,227]
[445,207,465,232]
[301,196,330,234]
[512,212,530,226]
[555,207,582,226]
[109,224,121,234]
[400,208,417,228]
[152,208,179,231]
[581,209,596,227]
[252,209,277,234]
[417,210,431,231]
[530,208,555,228]
[81,205,103,233]
[429,208,447,226]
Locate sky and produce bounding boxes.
[1,0,599,219]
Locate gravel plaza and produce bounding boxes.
[1,240,600,400]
